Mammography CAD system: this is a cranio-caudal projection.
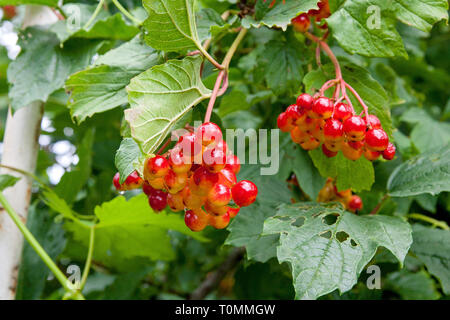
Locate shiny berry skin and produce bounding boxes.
[208,183,232,207]
[169,148,192,173]
[348,140,365,150]
[291,13,310,33]
[286,104,302,120]
[209,211,230,229]
[382,143,396,160]
[348,195,363,212]
[324,140,342,152]
[296,114,316,131]
[192,167,219,196]
[142,181,156,196]
[322,143,337,158]
[204,201,228,216]
[203,147,227,173]
[231,180,258,207]
[363,115,381,129]
[290,126,309,144]
[182,185,206,208]
[197,122,222,146]
[225,154,240,174]
[364,148,381,161]
[148,190,168,212]
[148,177,165,190]
[227,206,240,218]
[309,122,325,142]
[144,155,170,180]
[277,112,293,132]
[113,171,143,191]
[365,129,389,151]
[324,119,344,142]
[343,116,366,141]
[177,132,201,159]
[164,170,188,194]
[167,192,184,212]
[312,97,334,119]
[185,209,209,232]
[334,103,352,122]
[218,168,237,188]
[296,93,314,110]
[300,137,320,150]
[113,172,122,190]
[341,142,363,161]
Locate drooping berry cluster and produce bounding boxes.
[317,178,363,213]
[113,122,258,232]
[291,0,330,32]
[278,93,396,161]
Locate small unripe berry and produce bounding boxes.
[182,186,206,208]
[324,140,342,152]
[164,170,188,194]
[192,166,219,195]
[231,180,258,207]
[291,13,310,33]
[204,201,228,216]
[148,177,165,190]
[203,147,227,173]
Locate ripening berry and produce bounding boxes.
[348,195,363,212]
[182,185,206,208]
[177,132,201,159]
[300,137,320,150]
[341,142,363,161]
[225,154,240,174]
[232,180,258,207]
[113,172,122,191]
[365,128,389,151]
[204,201,228,216]
[296,93,314,110]
[148,190,168,212]
[169,148,192,173]
[218,168,237,188]
[286,104,302,121]
[290,126,309,144]
[148,177,165,190]
[322,143,337,158]
[291,13,310,33]
[227,206,240,218]
[164,170,188,194]
[382,143,396,160]
[324,140,342,152]
[277,112,294,132]
[333,103,352,122]
[197,122,222,146]
[209,211,230,229]
[296,113,316,132]
[113,171,143,191]
[192,166,219,195]
[324,118,344,142]
[167,192,185,212]
[310,123,325,142]
[343,116,366,141]
[142,181,156,196]
[144,155,170,180]
[364,148,381,161]
[312,97,334,119]
[208,183,232,207]
[363,114,381,129]
[185,209,209,232]
[203,147,227,173]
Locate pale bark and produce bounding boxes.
[0,5,57,300]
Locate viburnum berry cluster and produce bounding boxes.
[113,122,258,232]
[291,0,330,32]
[317,178,363,213]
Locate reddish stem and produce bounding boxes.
[204,70,226,123]
[344,81,370,121]
[156,138,171,155]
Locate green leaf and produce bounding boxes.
[65,37,163,123]
[65,194,207,270]
[391,0,448,32]
[0,174,20,191]
[0,0,57,5]
[386,269,441,300]
[411,224,450,294]
[388,144,450,197]
[196,8,238,42]
[7,28,100,111]
[309,149,375,192]
[242,0,318,31]
[125,56,211,155]
[218,89,250,117]
[49,4,139,43]
[263,202,412,299]
[16,205,66,300]
[142,0,202,52]
[115,138,143,184]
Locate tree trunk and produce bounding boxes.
[0,5,57,300]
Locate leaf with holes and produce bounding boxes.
[263,202,412,300]
[125,56,211,155]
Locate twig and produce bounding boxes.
[190,247,245,300]
[407,213,449,230]
[370,194,389,215]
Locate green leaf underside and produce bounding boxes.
[242,0,318,31]
[66,37,163,123]
[142,0,201,52]
[263,202,412,300]
[411,225,450,295]
[0,0,57,5]
[327,0,448,58]
[115,138,143,184]
[65,194,207,269]
[309,149,375,192]
[387,144,450,197]
[125,55,211,155]
[0,174,20,191]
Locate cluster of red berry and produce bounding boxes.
[113,122,258,232]
[291,0,330,32]
[317,178,363,213]
[277,93,396,161]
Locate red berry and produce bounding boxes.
[204,201,228,216]
[382,143,396,160]
[291,13,310,33]
[169,147,192,173]
[177,132,201,159]
[363,148,381,161]
[142,181,156,196]
[277,112,293,132]
[343,116,366,141]
[227,206,240,218]
[290,126,309,144]
[322,143,337,158]
[192,166,219,195]
[365,129,389,151]
[363,114,381,129]
[144,155,170,180]
[296,93,314,110]
[148,190,168,212]
[334,103,352,122]
[182,185,206,208]
[348,195,363,212]
[324,118,344,142]
[324,140,342,152]
[167,192,184,212]
[184,209,209,232]
[208,183,232,207]
[231,180,258,207]
[312,97,333,119]
[113,171,143,191]
[225,154,240,174]
[209,211,230,229]
[341,142,363,161]
[218,168,237,188]
[203,147,227,173]
[164,170,188,194]
[113,172,122,191]
[148,177,165,190]
[197,122,222,146]
[300,137,320,150]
